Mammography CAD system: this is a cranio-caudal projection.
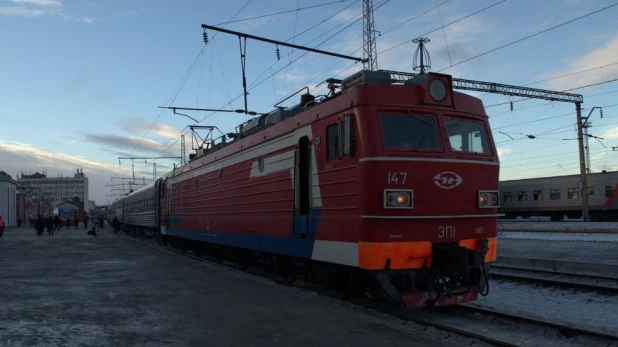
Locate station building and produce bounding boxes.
[0,171,18,227]
[17,169,90,209]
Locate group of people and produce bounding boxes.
[33,215,89,236]
[0,215,112,238]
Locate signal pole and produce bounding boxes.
[363,0,378,70]
[575,103,590,222]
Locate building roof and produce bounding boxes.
[0,171,17,185]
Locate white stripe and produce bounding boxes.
[359,157,500,166]
[249,150,295,178]
[168,125,322,207]
[311,240,358,267]
[310,142,322,207]
[361,214,504,219]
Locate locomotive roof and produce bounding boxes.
[162,69,486,181]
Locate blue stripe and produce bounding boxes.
[166,209,322,258]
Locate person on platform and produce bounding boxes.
[0,216,5,238]
[113,216,119,234]
[37,215,45,236]
[46,216,53,235]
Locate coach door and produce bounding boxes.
[294,136,311,238]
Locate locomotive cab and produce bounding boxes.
[351,71,499,307]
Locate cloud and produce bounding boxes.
[9,140,33,147]
[276,71,310,83]
[9,0,61,6]
[539,36,618,91]
[497,147,512,158]
[332,8,359,23]
[119,118,180,139]
[600,126,618,139]
[1,0,93,23]
[83,133,181,157]
[0,140,131,205]
[0,6,45,16]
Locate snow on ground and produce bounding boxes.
[470,279,618,337]
[499,231,618,242]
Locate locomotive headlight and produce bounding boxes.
[384,189,413,209]
[429,79,447,102]
[478,190,500,208]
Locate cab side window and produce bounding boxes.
[327,124,339,160]
[326,114,355,161]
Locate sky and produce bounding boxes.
[1,0,618,205]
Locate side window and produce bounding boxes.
[326,114,355,161]
[327,124,339,161]
[605,185,614,198]
[503,192,512,202]
[342,115,351,155]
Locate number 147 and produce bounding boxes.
[387,172,407,185]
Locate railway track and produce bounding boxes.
[365,302,618,347]
[118,230,618,347]
[490,264,618,294]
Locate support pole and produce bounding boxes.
[131,159,135,184]
[575,103,590,221]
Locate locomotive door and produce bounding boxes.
[165,185,171,227]
[294,136,311,238]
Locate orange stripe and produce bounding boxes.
[358,241,432,270]
[459,237,497,262]
[358,237,497,270]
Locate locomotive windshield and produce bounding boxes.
[444,117,491,154]
[380,113,441,150]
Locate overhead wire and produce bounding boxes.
[477,61,618,99]
[129,0,254,174]
[194,0,390,126]
[436,1,618,72]
[379,0,507,56]
[212,0,354,25]
[152,0,374,158]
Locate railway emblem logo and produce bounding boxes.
[433,171,463,189]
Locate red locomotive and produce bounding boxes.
[110,67,500,308]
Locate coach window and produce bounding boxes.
[550,189,561,200]
[605,185,614,197]
[518,191,527,201]
[533,190,543,201]
[567,188,579,200]
[587,187,595,198]
[503,192,512,202]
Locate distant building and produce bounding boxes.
[17,168,89,209]
[55,201,80,220]
[86,200,96,213]
[0,171,18,226]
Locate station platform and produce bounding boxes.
[495,233,618,277]
[0,227,461,347]
[498,221,618,233]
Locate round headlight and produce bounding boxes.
[396,193,409,206]
[429,79,447,102]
